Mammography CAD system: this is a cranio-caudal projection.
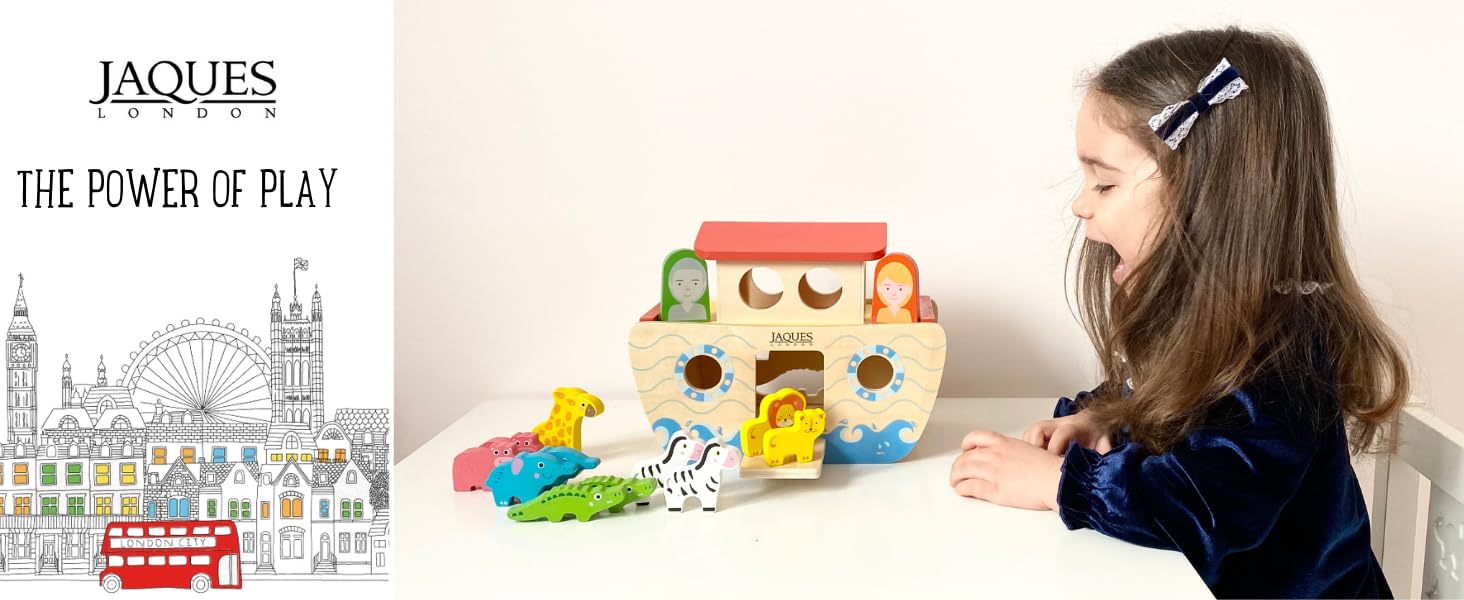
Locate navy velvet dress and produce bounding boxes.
[1054,371,1390,598]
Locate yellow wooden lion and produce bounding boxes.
[740,388,805,458]
[762,408,825,467]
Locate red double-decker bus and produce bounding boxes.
[99,519,243,593]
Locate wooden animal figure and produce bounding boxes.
[532,387,605,451]
[632,431,704,506]
[739,388,806,458]
[575,476,659,513]
[452,432,543,492]
[870,253,919,323]
[506,481,627,523]
[659,442,741,512]
[660,248,710,322]
[763,408,826,467]
[486,446,601,507]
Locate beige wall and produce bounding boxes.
[396,0,1464,459]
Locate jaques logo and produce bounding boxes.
[90,60,277,119]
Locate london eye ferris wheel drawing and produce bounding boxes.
[121,318,275,424]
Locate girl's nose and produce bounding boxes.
[1071,193,1094,220]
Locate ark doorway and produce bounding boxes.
[754,350,825,410]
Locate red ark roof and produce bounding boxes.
[694,222,887,262]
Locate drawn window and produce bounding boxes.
[340,533,350,553]
[15,496,31,515]
[229,499,239,519]
[243,447,258,463]
[356,533,367,553]
[270,453,283,462]
[354,499,364,519]
[41,496,58,515]
[214,526,232,536]
[336,449,347,462]
[41,463,56,486]
[317,449,328,463]
[120,463,136,485]
[94,495,112,515]
[212,447,227,463]
[68,495,84,515]
[13,463,26,485]
[0,494,5,515]
[234,470,244,484]
[241,500,251,519]
[320,499,329,518]
[262,501,270,519]
[121,496,138,515]
[152,447,167,465]
[242,532,254,553]
[207,499,218,518]
[182,447,196,464]
[340,498,351,519]
[147,556,164,566]
[66,463,82,485]
[285,434,299,450]
[347,471,357,484]
[0,463,4,484]
[95,463,110,485]
[168,555,186,566]
[190,555,210,566]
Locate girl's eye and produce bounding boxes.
[1092,184,1116,194]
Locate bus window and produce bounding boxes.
[109,528,123,536]
[191,555,210,565]
[127,527,143,536]
[108,556,123,566]
[169,527,187,535]
[147,556,164,566]
[193,526,210,534]
[127,556,144,566]
[147,527,164,536]
[214,526,232,536]
[168,555,186,566]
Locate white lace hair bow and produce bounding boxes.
[1147,58,1249,150]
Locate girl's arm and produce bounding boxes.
[1055,388,1320,585]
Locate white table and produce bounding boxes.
[394,397,1212,598]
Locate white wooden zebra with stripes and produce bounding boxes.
[659,441,742,512]
[633,431,702,506]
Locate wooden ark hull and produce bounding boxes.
[627,320,946,463]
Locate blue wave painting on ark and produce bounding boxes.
[824,419,917,464]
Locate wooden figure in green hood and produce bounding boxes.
[661,249,710,322]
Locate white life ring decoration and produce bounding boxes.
[848,344,905,401]
[675,344,735,402]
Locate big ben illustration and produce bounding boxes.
[7,273,38,445]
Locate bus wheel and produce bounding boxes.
[102,574,122,593]
[191,574,212,593]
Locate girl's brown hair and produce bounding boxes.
[1073,27,1409,454]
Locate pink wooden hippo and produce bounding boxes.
[452,432,544,491]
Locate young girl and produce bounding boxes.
[948,28,1408,599]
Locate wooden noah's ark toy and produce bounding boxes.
[628,221,946,479]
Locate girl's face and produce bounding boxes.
[877,277,911,308]
[1072,93,1165,284]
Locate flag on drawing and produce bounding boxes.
[294,258,309,271]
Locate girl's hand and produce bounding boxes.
[949,430,1063,511]
[1022,411,1113,455]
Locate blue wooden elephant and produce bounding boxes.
[487,446,601,507]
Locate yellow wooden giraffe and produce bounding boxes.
[531,387,605,451]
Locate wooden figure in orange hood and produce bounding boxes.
[871,253,918,324]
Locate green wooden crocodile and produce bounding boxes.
[506,477,652,522]
[576,476,658,513]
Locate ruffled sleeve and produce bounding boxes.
[1055,388,1319,586]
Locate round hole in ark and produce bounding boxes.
[856,354,894,390]
[682,354,724,391]
[798,267,843,310]
[738,267,784,309]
